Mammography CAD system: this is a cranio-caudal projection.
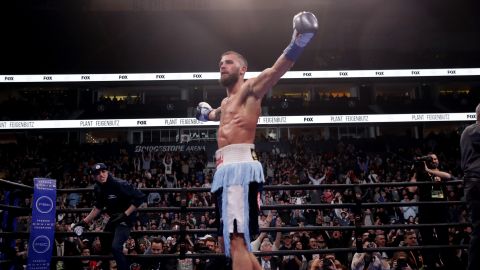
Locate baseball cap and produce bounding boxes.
[91,163,108,175]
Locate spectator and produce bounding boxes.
[374,233,390,261]
[144,237,165,270]
[351,240,390,270]
[402,231,424,270]
[258,241,281,270]
[80,247,100,270]
[399,194,417,223]
[204,236,227,270]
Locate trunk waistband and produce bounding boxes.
[215,144,258,167]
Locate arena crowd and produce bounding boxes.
[0,132,471,270]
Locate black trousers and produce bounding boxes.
[465,179,480,270]
[418,202,449,268]
[102,222,131,270]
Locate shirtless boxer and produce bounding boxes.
[196,11,318,270]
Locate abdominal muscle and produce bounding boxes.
[217,107,259,149]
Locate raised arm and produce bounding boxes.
[195,102,221,122]
[425,164,452,180]
[307,172,317,183]
[249,11,318,99]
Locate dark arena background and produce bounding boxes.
[1,1,479,270]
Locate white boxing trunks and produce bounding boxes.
[211,144,264,257]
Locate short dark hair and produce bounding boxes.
[221,51,248,68]
[404,231,416,240]
[151,237,164,245]
[204,237,216,243]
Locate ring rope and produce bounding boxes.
[0,178,470,267]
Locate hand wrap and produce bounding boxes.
[284,11,318,61]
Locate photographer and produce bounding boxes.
[351,239,390,270]
[309,257,337,270]
[391,251,413,270]
[409,153,452,269]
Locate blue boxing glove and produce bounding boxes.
[196,102,213,122]
[284,11,318,61]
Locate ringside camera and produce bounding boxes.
[412,155,433,173]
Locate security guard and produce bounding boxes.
[73,163,146,270]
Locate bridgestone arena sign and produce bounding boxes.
[133,145,207,153]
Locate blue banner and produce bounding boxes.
[27,178,56,270]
